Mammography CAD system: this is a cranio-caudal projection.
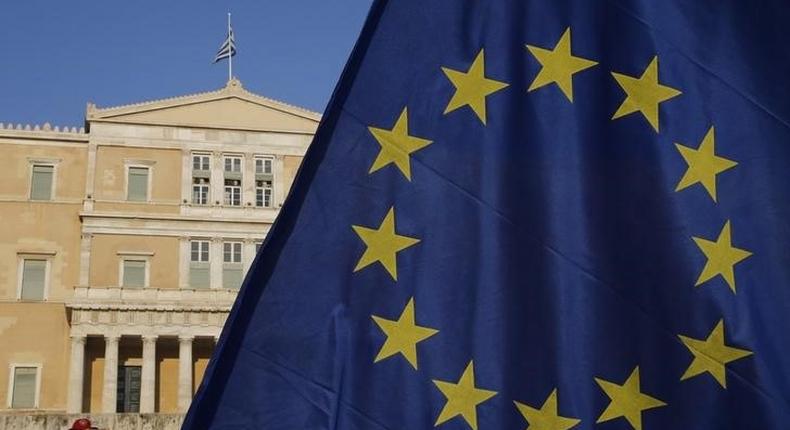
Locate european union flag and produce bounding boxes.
[183,1,790,428]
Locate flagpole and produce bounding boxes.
[227,12,232,82]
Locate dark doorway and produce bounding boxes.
[117,366,141,412]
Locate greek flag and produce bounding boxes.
[213,27,236,63]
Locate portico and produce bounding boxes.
[65,287,232,414]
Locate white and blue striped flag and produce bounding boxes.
[213,27,236,63]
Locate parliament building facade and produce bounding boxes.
[0,79,319,428]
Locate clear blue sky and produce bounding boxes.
[0,1,371,128]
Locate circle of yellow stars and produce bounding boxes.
[346,24,756,430]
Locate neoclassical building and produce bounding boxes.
[0,79,318,427]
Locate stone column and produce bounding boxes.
[242,239,256,273]
[181,150,191,207]
[211,151,223,206]
[210,238,223,289]
[101,335,120,413]
[66,335,86,413]
[274,154,285,207]
[78,233,92,287]
[242,153,255,208]
[179,237,190,289]
[140,335,157,413]
[177,336,194,412]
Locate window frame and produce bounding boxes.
[29,163,56,201]
[190,240,210,263]
[190,153,212,206]
[223,182,242,206]
[125,164,152,202]
[192,154,211,172]
[191,182,210,205]
[254,156,273,175]
[189,240,211,289]
[255,185,273,208]
[223,155,243,173]
[223,241,243,264]
[7,363,42,409]
[16,253,53,301]
[222,241,244,289]
[118,257,150,288]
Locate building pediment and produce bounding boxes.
[87,79,321,134]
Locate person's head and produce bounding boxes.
[69,418,98,430]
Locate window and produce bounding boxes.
[224,156,242,173]
[223,180,240,206]
[223,242,243,289]
[30,165,54,201]
[255,181,273,208]
[127,167,149,201]
[255,157,272,175]
[223,156,243,206]
[192,179,209,205]
[122,260,146,288]
[10,366,38,409]
[191,241,210,262]
[255,156,274,208]
[192,155,210,172]
[189,241,210,289]
[191,154,211,205]
[223,242,242,263]
[255,242,263,254]
[20,259,46,301]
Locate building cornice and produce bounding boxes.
[87,78,322,123]
[0,125,88,144]
[80,211,274,238]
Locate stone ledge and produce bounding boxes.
[0,413,184,430]
[68,286,237,309]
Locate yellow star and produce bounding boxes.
[514,389,581,430]
[611,56,681,132]
[433,361,497,430]
[692,220,752,292]
[595,367,666,430]
[675,126,737,202]
[352,207,420,281]
[526,27,597,102]
[678,319,753,388]
[368,107,433,180]
[371,297,438,369]
[442,49,509,124]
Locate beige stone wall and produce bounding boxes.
[93,146,182,207]
[283,155,303,198]
[0,202,82,301]
[0,303,70,411]
[156,342,178,413]
[0,140,86,201]
[89,235,180,289]
[85,338,103,414]
[192,341,213,395]
[0,138,85,412]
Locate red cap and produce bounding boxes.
[69,418,98,430]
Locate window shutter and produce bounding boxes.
[128,167,149,201]
[21,260,46,301]
[12,367,37,408]
[123,260,146,288]
[30,165,53,201]
[223,267,243,289]
[190,266,210,289]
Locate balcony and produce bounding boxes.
[67,286,237,311]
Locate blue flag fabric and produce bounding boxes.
[183,1,790,428]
